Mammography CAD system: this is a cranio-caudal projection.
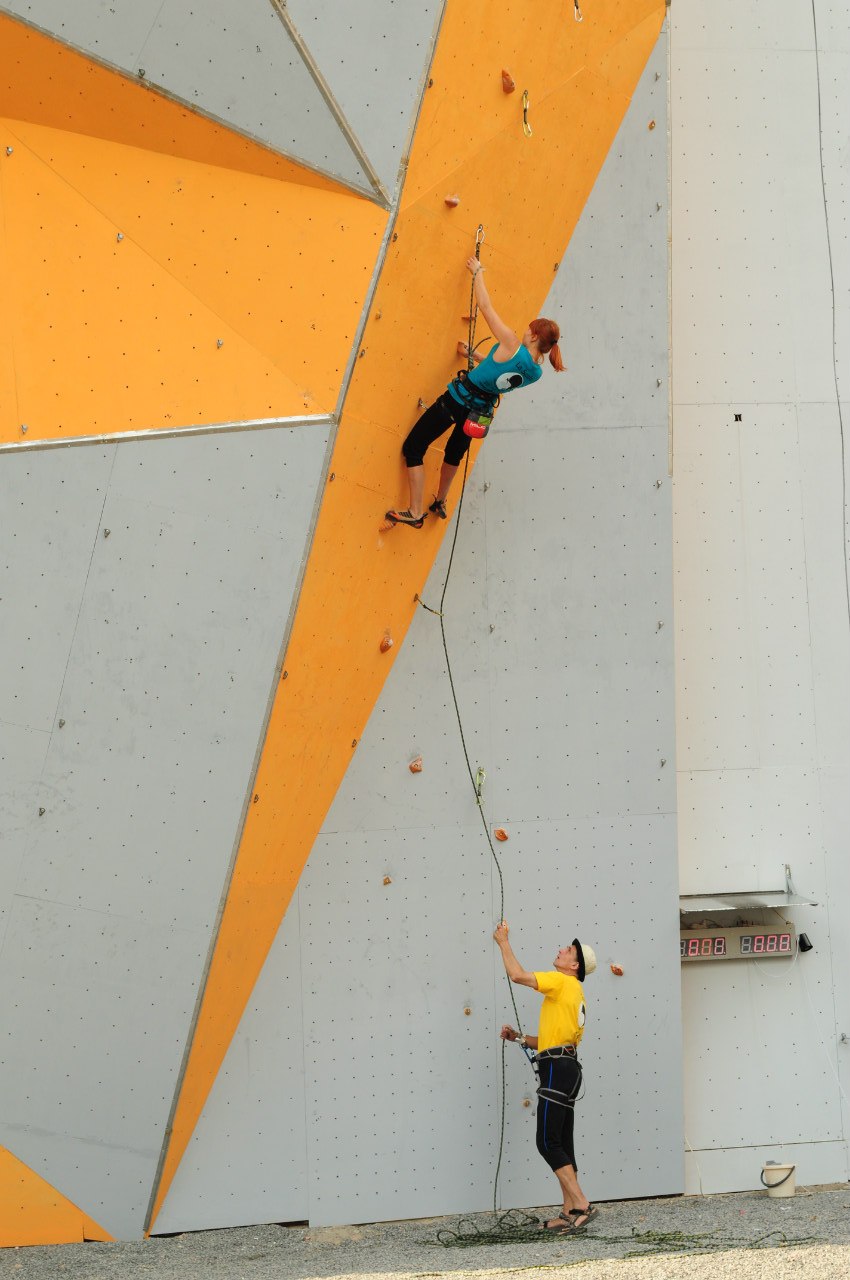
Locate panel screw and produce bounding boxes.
[216,339,224,348]
[38,807,45,817]
[20,424,28,434]
[58,719,65,728]
[116,232,124,242]
[103,528,111,538]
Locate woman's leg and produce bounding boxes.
[396,397,456,518]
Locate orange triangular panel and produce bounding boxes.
[1,119,384,441]
[148,0,665,1231]
[0,13,351,191]
[0,1146,112,1248]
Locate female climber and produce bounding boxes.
[384,255,564,528]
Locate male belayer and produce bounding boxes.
[494,920,600,1234]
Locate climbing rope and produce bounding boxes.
[436,1220,822,1252]
[415,227,536,1218]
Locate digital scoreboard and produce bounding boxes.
[680,925,797,962]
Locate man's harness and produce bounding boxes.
[516,1041,582,1109]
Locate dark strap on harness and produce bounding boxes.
[449,370,498,416]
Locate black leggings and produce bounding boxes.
[402,393,472,468]
[535,1055,583,1172]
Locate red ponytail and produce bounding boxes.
[529,318,565,372]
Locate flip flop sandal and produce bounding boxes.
[540,1211,575,1234]
[565,1205,599,1230]
[428,498,448,520]
[384,508,425,528]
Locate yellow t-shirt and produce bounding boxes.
[533,971,586,1052]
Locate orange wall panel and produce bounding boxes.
[0,1147,112,1248]
[149,0,665,1230]
[1,119,384,440]
[0,14,346,189]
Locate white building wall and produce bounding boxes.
[672,0,850,1192]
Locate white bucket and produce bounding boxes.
[761,1161,796,1198]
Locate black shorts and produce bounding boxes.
[535,1054,583,1172]
[401,392,473,468]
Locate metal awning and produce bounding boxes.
[679,890,817,914]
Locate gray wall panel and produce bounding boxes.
[153,892,309,1234]
[0,425,329,1236]
[0,446,114,731]
[285,0,442,195]
[300,824,500,1227]
[3,1,371,192]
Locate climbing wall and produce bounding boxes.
[1,0,669,1244]
[154,35,678,1232]
[672,0,850,1191]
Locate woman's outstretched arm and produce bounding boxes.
[467,257,520,358]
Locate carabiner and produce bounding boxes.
[521,90,532,137]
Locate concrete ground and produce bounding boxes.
[2,1185,849,1280]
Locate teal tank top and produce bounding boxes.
[447,343,543,406]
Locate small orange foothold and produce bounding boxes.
[383,875,392,886]
[409,756,423,773]
[611,963,624,976]
[648,120,656,130]
[494,828,509,842]
[502,69,516,93]
[380,634,394,653]
[444,194,460,208]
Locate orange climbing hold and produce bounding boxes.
[501,69,516,93]
[610,964,624,976]
[380,634,394,653]
[494,828,509,842]
[444,194,460,207]
[409,756,423,773]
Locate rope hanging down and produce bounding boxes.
[415,225,534,1214]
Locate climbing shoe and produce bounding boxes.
[429,498,448,520]
[384,508,425,528]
